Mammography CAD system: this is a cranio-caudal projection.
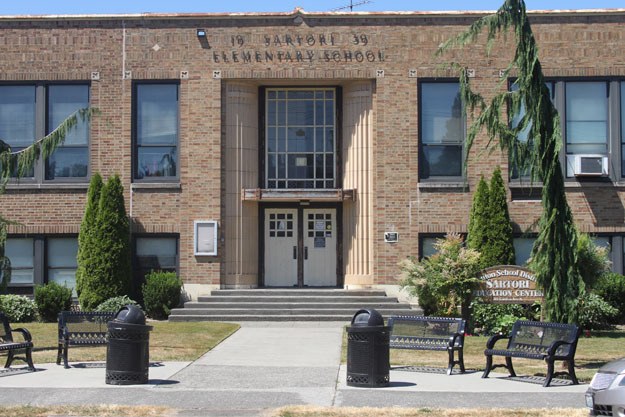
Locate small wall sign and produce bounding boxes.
[474,265,543,304]
[194,220,218,256]
[384,232,398,243]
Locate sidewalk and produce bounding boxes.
[0,322,589,416]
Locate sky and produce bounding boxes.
[0,0,623,15]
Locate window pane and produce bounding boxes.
[288,100,314,125]
[0,86,36,148]
[621,83,625,177]
[566,82,607,151]
[514,237,536,266]
[46,147,88,179]
[137,147,177,179]
[6,238,34,268]
[49,269,77,295]
[137,84,178,145]
[421,145,462,178]
[48,85,89,145]
[421,83,463,144]
[136,237,177,269]
[5,238,34,284]
[421,237,440,258]
[48,238,78,268]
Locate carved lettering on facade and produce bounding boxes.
[207,32,385,64]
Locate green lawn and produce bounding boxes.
[9,320,239,365]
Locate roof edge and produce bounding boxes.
[1,8,625,21]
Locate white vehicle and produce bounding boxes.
[586,358,625,416]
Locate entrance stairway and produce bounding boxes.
[168,289,420,322]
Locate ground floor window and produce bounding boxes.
[132,235,179,296]
[47,237,79,296]
[4,236,77,295]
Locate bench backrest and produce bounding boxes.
[388,316,466,347]
[508,320,580,357]
[0,313,14,344]
[58,311,115,339]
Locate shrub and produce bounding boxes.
[142,271,181,320]
[95,295,140,313]
[577,233,611,290]
[400,233,482,321]
[575,293,618,330]
[470,302,531,335]
[0,295,37,323]
[34,282,73,322]
[79,175,132,310]
[594,272,625,323]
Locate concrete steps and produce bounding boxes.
[168,289,420,322]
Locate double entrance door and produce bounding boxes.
[264,207,337,287]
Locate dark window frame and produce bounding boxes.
[418,79,466,182]
[132,81,180,183]
[0,82,91,184]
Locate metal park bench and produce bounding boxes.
[482,319,581,387]
[57,311,115,369]
[388,315,466,375]
[0,312,35,370]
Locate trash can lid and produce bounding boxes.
[351,308,384,326]
[114,304,146,325]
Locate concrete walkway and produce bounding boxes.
[0,322,589,416]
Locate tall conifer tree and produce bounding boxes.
[79,175,131,310]
[76,173,103,297]
[438,0,582,322]
[483,166,516,267]
[467,176,490,263]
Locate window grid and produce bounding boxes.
[266,88,336,189]
[307,213,332,238]
[419,82,464,179]
[134,83,179,181]
[268,212,294,238]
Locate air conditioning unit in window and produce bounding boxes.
[567,154,609,177]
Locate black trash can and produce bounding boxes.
[105,305,153,385]
[346,308,390,387]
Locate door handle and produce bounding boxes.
[304,246,308,260]
[293,246,297,260]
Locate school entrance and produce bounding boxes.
[263,206,338,287]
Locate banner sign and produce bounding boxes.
[474,265,544,304]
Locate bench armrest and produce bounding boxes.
[485,333,510,349]
[12,327,32,343]
[447,333,464,348]
[546,340,575,357]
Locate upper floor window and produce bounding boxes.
[419,82,464,179]
[134,83,179,180]
[46,85,90,179]
[509,81,554,180]
[0,83,89,182]
[621,82,625,177]
[565,81,608,154]
[265,88,336,189]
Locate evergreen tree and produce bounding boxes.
[76,173,103,298]
[482,166,516,267]
[438,0,583,322]
[79,175,131,310]
[467,176,490,262]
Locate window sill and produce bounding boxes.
[417,181,468,191]
[5,183,89,191]
[131,182,181,191]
